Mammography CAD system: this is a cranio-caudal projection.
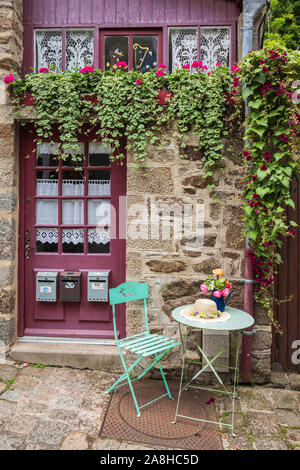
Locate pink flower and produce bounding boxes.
[222,288,230,297]
[117,61,128,69]
[39,67,49,73]
[225,283,232,289]
[279,134,289,143]
[155,69,165,77]
[202,65,208,70]
[213,290,223,298]
[200,284,209,294]
[136,79,142,85]
[182,64,190,69]
[157,63,167,69]
[3,73,14,84]
[192,60,203,68]
[79,65,94,73]
[264,152,272,162]
[231,64,240,72]
[216,62,222,67]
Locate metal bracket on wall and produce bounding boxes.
[242,329,256,336]
[240,278,255,284]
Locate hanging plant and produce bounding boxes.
[235,44,300,329]
[6,62,234,173]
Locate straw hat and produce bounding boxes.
[180,298,229,322]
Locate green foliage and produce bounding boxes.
[238,44,300,329]
[265,0,300,50]
[8,66,234,171]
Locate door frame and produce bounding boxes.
[18,124,127,338]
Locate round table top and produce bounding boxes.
[171,305,254,331]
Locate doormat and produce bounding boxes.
[99,380,223,450]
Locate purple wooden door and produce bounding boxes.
[19,126,126,339]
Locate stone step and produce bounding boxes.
[9,340,122,371]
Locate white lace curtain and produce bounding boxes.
[36,179,111,196]
[36,228,110,245]
[36,199,110,226]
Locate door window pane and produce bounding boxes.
[104,36,128,70]
[89,142,110,166]
[62,171,85,196]
[132,36,158,72]
[62,200,84,225]
[62,143,85,166]
[36,228,58,253]
[200,27,231,70]
[36,199,58,225]
[37,143,59,166]
[88,170,110,196]
[62,229,84,253]
[88,228,110,253]
[88,200,110,225]
[36,171,58,196]
[66,30,94,71]
[169,28,198,72]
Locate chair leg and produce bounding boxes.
[112,350,142,418]
[155,351,173,400]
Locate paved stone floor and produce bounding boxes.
[0,361,300,451]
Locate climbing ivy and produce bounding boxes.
[7,63,234,171]
[235,44,300,329]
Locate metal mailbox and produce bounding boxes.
[36,272,58,302]
[87,271,110,302]
[60,271,81,302]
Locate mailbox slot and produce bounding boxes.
[36,272,58,302]
[87,271,110,302]
[60,271,81,302]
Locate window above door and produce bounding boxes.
[99,30,162,72]
[169,26,231,72]
[34,29,94,72]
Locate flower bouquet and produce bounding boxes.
[200,269,232,312]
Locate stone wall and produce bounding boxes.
[0,0,23,353]
[126,122,272,384]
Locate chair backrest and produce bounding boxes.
[109,282,148,306]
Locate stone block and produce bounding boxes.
[126,251,142,278]
[0,157,16,187]
[0,316,15,345]
[127,166,173,194]
[0,287,16,315]
[146,259,186,273]
[289,374,300,391]
[252,327,272,351]
[0,264,14,286]
[202,330,229,372]
[0,193,16,212]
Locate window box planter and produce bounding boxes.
[81,94,99,105]
[157,89,174,105]
[12,93,36,106]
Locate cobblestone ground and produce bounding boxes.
[0,361,300,450]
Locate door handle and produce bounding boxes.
[25,229,33,260]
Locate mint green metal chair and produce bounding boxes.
[104,282,181,417]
